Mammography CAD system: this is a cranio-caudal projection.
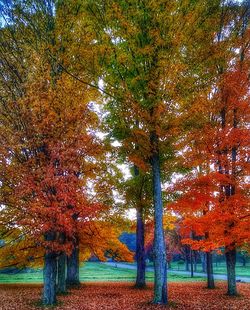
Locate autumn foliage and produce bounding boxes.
[0,0,249,308]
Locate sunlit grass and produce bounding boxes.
[0,262,205,284]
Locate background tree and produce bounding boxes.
[169,0,250,295]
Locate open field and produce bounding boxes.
[145,261,250,277]
[0,282,249,310]
[169,262,250,277]
[0,262,205,284]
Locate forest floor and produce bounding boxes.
[0,282,249,310]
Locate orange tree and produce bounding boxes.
[169,1,250,296]
[0,0,105,304]
[0,61,105,303]
[0,0,133,305]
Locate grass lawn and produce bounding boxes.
[0,262,205,284]
[166,261,250,277]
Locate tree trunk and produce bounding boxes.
[185,246,189,271]
[225,247,237,296]
[168,260,172,269]
[135,205,146,288]
[151,131,167,304]
[190,249,194,278]
[202,252,207,273]
[215,255,218,267]
[194,251,197,272]
[133,164,146,288]
[242,256,246,267]
[206,252,215,289]
[66,244,80,288]
[43,252,57,306]
[57,252,67,294]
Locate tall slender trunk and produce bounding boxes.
[206,252,215,289]
[194,251,197,272]
[135,206,146,288]
[184,246,189,271]
[133,164,146,288]
[221,103,237,296]
[57,252,67,294]
[66,242,80,288]
[151,131,167,304]
[190,248,194,278]
[43,252,57,305]
[202,252,207,273]
[242,256,246,267]
[225,247,237,296]
[204,231,215,289]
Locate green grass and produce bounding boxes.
[2,261,247,284]
[0,262,205,284]
[164,262,250,277]
[213,264,250,277]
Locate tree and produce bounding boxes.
[84,0,219,303]
[170,1,250,295]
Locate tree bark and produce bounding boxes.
[206,252,215,289]
[43,252,57,305]
[190,248,194,278]
[168,260,172,269]
[202,252,207,272]
[66,243,80,288]
[194,251,197,272]
[225,247,237,296]
[242,256,246,267]
[135,206,146,288]
[184,246,189,271]
[57,252,67,294]
[133,164,146,288]
[151,131,167,304]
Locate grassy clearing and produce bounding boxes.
[165,261,250,277]
[0,262,205,284]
